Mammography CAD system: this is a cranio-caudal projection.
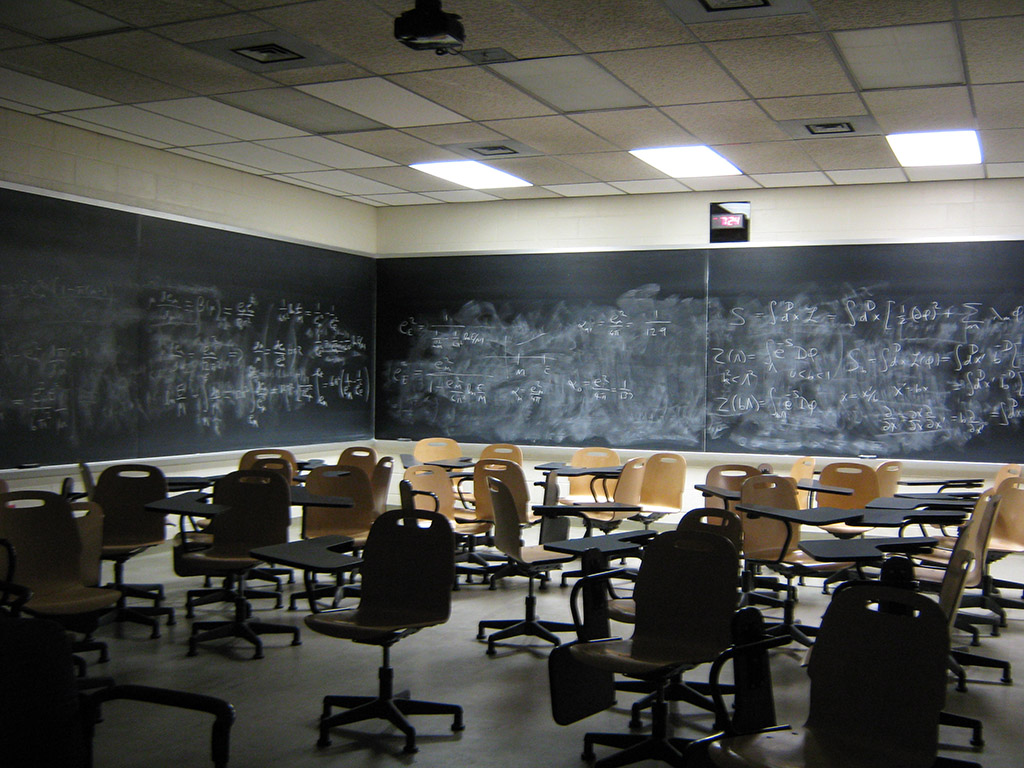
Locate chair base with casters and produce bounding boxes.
[102,550,175,638]
[477,566,575,655]
[315,638,464,754]
[187,569,301,660]
[185,574,284,617]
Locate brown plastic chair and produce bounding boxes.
[561,446,621,504]
[476,477,576,655]
[971,477,1024,620]
[706,583,954,768]
[703,464,760,510]
[238,448,299,484]
[788,456,815,509]
[453,443,522,507]
[370,456,395,515]
[633,452,686,527]
[303,465,378,547]
[337,445,379,478]
[815,462,880,538]
[471,457,539,528]
[304,507,463,755]
[0,490,119,657]
[571,529,740,768]
[569,456,646,534]
[875,459,902,497]
[412,436,462,464]
[91,464,175,638]
[0,612,235,768]
[179,470,300,659]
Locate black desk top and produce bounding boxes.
[868,495,975,510]
[288,486,353,508]
[799,536,937,562]
[736,504,862,526]
[535,462,625,477]
[165,475,224,492]
[544,529,655,557]
[856,507,968,527]
[251,535,359,572]
[145,491,229,518]
[401,453,475,470]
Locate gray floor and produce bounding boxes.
[84,523,1024,768]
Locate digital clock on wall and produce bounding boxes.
[710,202,750,243]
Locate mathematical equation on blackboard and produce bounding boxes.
[380,284,707,446]
[707,289,1024,455]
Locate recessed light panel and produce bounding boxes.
[411,160,532,189]
[886,130,981,166]
[629,146,742,177]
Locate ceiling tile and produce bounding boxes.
[485,156,598,186]
[683,176,761,191]
[425,190,501,203]
[155,13,275,44]
[264,172,346,196]
[360,193,441,206]
[257,135,393,168]
[862,86,974,132]
[569,108,695,150]
[264,62,370,86]
[216,87,384,134]
[488,56,646,112]
[826,168,908,184]
[799,135,899,170]
[455,0,577,60]
[348,165,462,192]
[481,115,617,154]
[609,179,688,194]
[139,97,306,140]
[403,122,509,146]
[391,66,555,121]
[758,93,867,121]
[687,13,819,41]
[186,140,329,172]
[707,34,855,98]
[904,165,985,182]
[284,168,404,195]
[72,0,237,27]
[594,45,747,106]
[715,141,819,174]
[980,129,1024,163]
[0,44,189,102]
[959,1,1024,18]
[0,0,127,40]
[663,100,791,144]
[962,16,1024,84]
[543,182,625,197]
[516,0,694,51]
[812,0,954,30]
[328,129,462,165]
[0,26,39,49]
[60,104,237,146]
[0,66,115,112]
[987,162,1024,178]
[834,23,964,89]
[46,113,172,148]
[0,97,43,115]
[63,30,273,95]
[298,77,468,127]
[559,151,666,181]
[487,186,563,200]
[750,171,832,187]
[974,83,1024,130]
[169,146,271,173]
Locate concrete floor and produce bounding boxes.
[84,522,1024,768]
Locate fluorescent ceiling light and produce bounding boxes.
[410,160,532,189]
[629,145,741,177]
[886,130,981,167]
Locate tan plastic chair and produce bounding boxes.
[304,507,462,754]
[974,477,1024,619]
[412,437,462,464]
[303,465,378,547]
[572,530,740,768]
[476,477,575,655]
[337,445,379,478]
[370,456,395,515]
[92,464,175,637]
[703,464,760,510]
[875,459,902,497]
[453,443,523,507]
[238,448,299,483]
[561,446,621,504]
[569,456,646,534]
[179,470,300,659]
[815,462,880,538]
[788,456,815,509]
[707,583,950,768]
[471,458,538,527]
[634,452,687,527]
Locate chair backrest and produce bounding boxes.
[304,465,377,540]
[875,460,902,497]
[238,448,299,483]
[404,464,459,519]
[816,462,880,509]
[704,464,760,509]
[613,457,646,504]
[473,458,531,524]
[0,615,89,766]
[937,548,975,635]
[92,464,168,544]
[370,456,394,515]
[0,491,83,595]
[249,456,294,484]
[639,452,685,511]
[992,463,1022,488]
[630,530,739,664]
[338,446,379,477]
[71,500,104,588]
[806,583,948,762]
[412,437,462,464]
[788,456,815,509]
[675,508,743,553]
[479,443,523,464]
[356,508,455,628]
[991,476,1024,545]
[207,470,291,556]
[78,462,95,500]
[953,490,1000,590]
[487,477,528,561]
[738,475,799,561]
[568,446,621,500]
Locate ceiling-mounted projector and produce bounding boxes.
[394,0,464,55]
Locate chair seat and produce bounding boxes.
[101,538,163,558]
[452,520,491,536]
[988,538,1024,554]
[570,638,699,678]
[819,522,873,538]
[708,725,933,768]
[783,549,855,572]
[517,543,574,567]
[28,584,121,615]
[305,609,443,643]
[178,551,259,576]
[607,598,636,623]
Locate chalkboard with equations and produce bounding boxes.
[0,187,374,469]
[377,242,1024,462]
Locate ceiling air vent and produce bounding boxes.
[444,139,540,160]
[805,121,855,135]
[470,145,519,157]
[462,48,517,65]
[665,0,809,23]
[777,115,882,140]
[232,43,304,64]
[699,0,770,10]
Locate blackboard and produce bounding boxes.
[376,242,1024,462]
[0,187,374,468]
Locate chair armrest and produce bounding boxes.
[87,684,235,768]
[567,566,631,629]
